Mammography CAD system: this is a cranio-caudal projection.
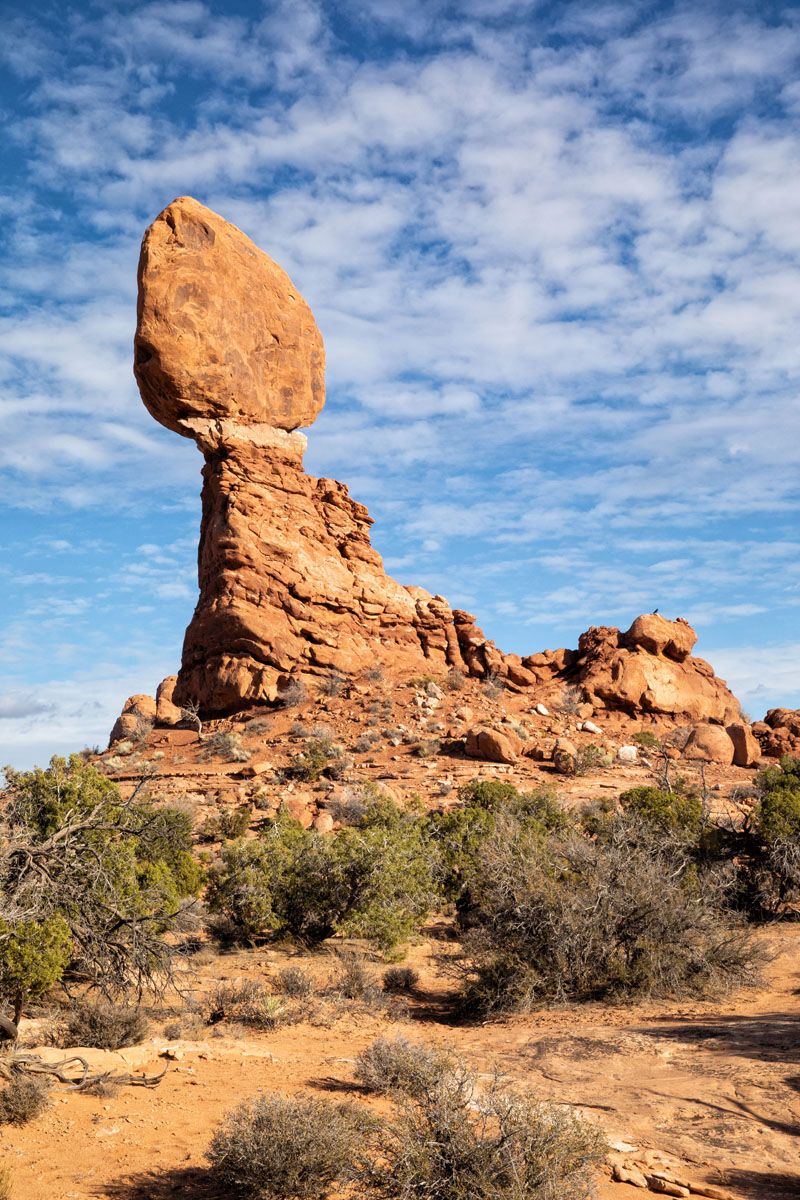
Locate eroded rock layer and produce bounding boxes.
[175,426,469,712]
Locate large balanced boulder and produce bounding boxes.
[135,196,324,434]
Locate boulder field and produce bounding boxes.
[111,197,783,768]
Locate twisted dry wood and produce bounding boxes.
[0,1052,166,1090]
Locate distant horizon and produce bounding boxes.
[2,0,799,769]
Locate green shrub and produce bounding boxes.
[0,1076,50,1125]
[427,782,566,904]
[0,915,72,1023]
[61,1002,149,1049]
[366,1057,605,1200]
[460,814,757,1014]
[208,1093,374,1199]
[205,838,279,943]
[288,736,338,782]
[737,757,800,913]
[206,800,437,953]
[456,779,519,811]
[0,757,201,1008]
[132,804,204,896]
[754,757,800,843]
[619,785,703,836]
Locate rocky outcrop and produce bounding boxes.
[753,709,800,758]
[520,615,741,727]
[131,197,756,735]
[109,694,156,746]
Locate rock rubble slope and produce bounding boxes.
[131,197,752,755]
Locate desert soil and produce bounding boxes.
[3,921,800,1200]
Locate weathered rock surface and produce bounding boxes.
[726,721,762,768]
[753,708,800,758]
[109,694,156,745]
[527,618,741,726]
[128,197,759,737]
[684,723,735,765]
[464,726,522,764]
[135,196,324,435]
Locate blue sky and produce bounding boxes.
[1,0,799,767]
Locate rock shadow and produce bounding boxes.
[721,1168,800,1199]
[634,1011,800,1066]
[101,1166,223,1199]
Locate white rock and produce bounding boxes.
[580,720,602,735]
[617,745,638,764]
[535,703,549,716]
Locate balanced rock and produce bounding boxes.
[135,197,324,434]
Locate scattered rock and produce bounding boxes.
[646,1178,690,1198]
[552,737,578,774]
[579,719,602,734]
[464,727,522,764]
[726,721,761,768]
[611,1163,649,1188]
[534,702,550,715]
[239,760,273,778]
[617,744,638,764]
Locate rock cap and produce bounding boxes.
[134,196,325,436]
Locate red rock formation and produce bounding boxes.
[130,197,752,735]
[753,709,800,758]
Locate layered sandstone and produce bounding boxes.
[132,197,751,735]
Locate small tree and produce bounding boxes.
[0,756,202,1004]
[180,700,203,738]
[0,916,71,1023]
